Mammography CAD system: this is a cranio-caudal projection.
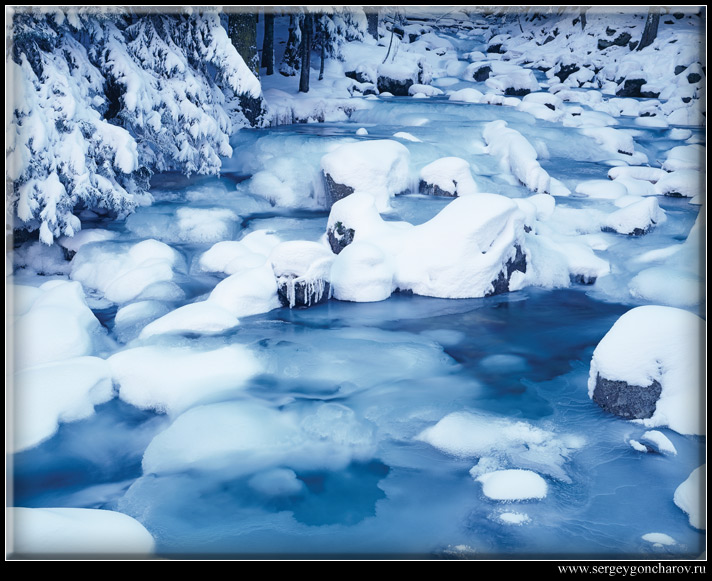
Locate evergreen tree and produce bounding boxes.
[7,7,266,244]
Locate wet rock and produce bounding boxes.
[270,241,334,308]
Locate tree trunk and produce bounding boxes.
[299,13,313,93]
[365,7,379,40]
[637,7,660,51]
[261,11,274,75]
[580,8,587,30]
[228,10,259,78]
[279,14,302,76]
[319,17,326,81]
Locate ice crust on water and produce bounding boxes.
[476,469,548,501]
[416,411,583,482]
[141,401,376,477]
[588,306,704,436]
[10,507,155,556]
[674,465,705,530]
[108,344,261,417]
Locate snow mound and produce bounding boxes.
[108,344,261,417]
[320,139,411,211]
[138,302,240,339]
[207,262,281,318]
[483,120,570,196]
[673,465,705,530]
[588,306,704,435]
[12,356,114,453]
[640,430,677,455]
[416,411,583,481]
[10,507,155,556]
[71,239,184,304]
[475,469,548,501]
[330,241,395,303]
[12,280,104,370]
[141,401,376,477]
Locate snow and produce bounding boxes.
[330,241,395,303]
[673,465,705,530]
[588,306,704,436]
[654,169,703,199]
[320,139,411,211]
[475,469,548,501]
[10,507,155,556]
[108,344,261,417]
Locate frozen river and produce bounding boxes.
[9,20,705,560]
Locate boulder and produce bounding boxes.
[320,139,411,212]
[588,306,704,435]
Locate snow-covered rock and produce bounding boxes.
[325,192,529,300]
[207,262,280,318]
[418,157,478,197]
[602,197,666,236]
[320,139,411,211]
[269,240,334,308]
[588,306,704,435]
[70,239,184,305]
[674,465,705,530]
